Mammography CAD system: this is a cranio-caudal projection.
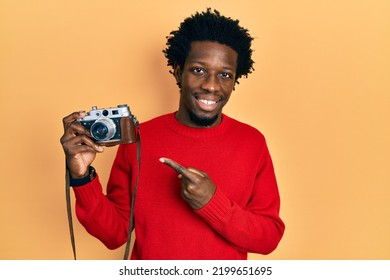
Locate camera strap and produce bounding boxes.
[65,130,141,260]
[65,163,77,260]
[123,133,141,260]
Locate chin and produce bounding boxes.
[189,111,219,127]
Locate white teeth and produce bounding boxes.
[199,99,217,105]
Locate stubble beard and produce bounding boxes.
[189,111,219,127]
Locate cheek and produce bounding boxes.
[224,77,236,89]
[179,78,199,98]
[181,75,198,88]
[221,83,235,97]
[179,85,194,106]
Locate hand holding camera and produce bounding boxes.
[60,104,138,178]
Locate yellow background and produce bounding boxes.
[1,0,389,260]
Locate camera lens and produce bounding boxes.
[90,118,116,141]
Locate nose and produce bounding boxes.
[201,75,220,93]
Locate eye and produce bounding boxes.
[220,72,233,79]
[192,67,205,75]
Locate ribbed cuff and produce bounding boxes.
[70,166,96,187]
[195,187,232,225]
[72,174,103,207]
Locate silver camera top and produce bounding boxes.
[79,104,131,121]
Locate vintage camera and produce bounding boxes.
[78,104,138,146]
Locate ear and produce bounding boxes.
[173,63,182,88]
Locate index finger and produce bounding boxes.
[160,157,203,183]
[159,157,186,174]
[62,111,86,130]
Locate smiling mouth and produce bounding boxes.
[195,96,221,105]
[194,96,223,112]
[198,98,218,105]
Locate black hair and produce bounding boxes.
[163,8,255,83]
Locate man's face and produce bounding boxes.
[174,41,238,128]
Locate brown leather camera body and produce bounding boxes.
[102,116,138,147]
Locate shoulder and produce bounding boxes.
[224,114,266,142]
[224,115,272,166]
[140,113,172,126]
[138,113,173,133]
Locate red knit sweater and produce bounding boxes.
[73,113,285,259]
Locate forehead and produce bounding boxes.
[186,41,238,70]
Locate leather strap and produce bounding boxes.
[65,126,141,260]
[65,164,77,260]
[123,134,141,260]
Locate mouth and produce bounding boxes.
[194,95,222,111]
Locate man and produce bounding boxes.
[61,8,285,260]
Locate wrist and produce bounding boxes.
[70,170,89,179]
[70,166,96,187]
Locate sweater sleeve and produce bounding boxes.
[195,142,285,255]
[72,144,134,250]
